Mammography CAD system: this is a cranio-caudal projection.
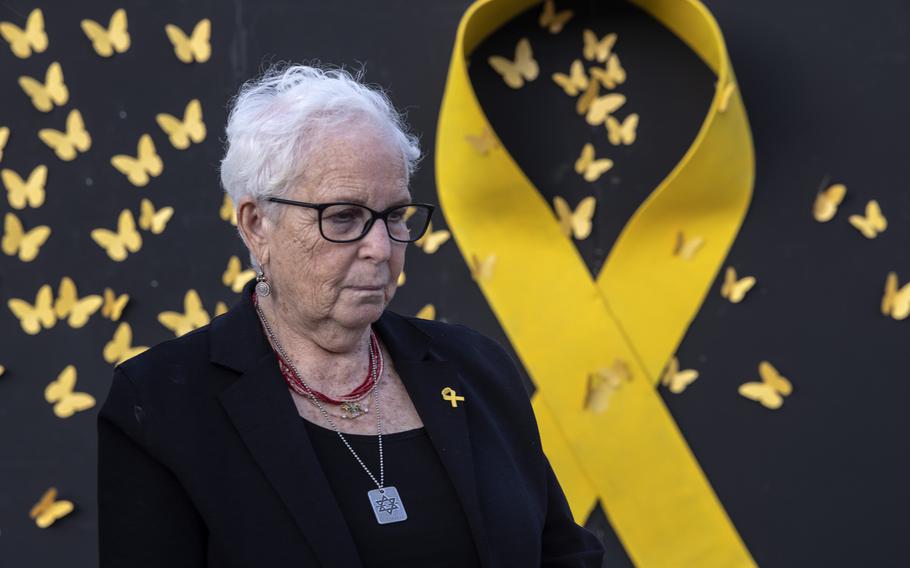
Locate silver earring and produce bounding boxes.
[255,270,271,297]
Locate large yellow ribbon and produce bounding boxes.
[435,0,756,565]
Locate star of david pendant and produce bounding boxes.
[368,486,407,524]
[340,401,368,419]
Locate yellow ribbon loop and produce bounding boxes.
[435,0,756,565]
[441,386,466,407]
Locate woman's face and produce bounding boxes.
[264,126,410,332]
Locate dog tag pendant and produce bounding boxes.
[368,486,407,524]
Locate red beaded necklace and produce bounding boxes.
[252,291,382,405]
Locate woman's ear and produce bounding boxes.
[236,197,270,268]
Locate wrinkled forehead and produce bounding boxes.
[290,122,410,207]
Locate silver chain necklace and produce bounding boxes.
[253,295,408,524]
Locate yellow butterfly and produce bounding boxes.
[223,255,256,293]
[0,364,5,377]
[0,8,47,59]
[813,183,846,223]
[8,284,56,335]
[881,272,910,320]
[81,8,130,57]
[18,61,68,112]
[91,209,143,261]
[0,125,9,162]
[2,164,46,209]
[717,80,736,113]
[158,289,211,337]
[553,195,596,240]
[585,93,626,126]
[574,143,613,182]
[29,487,73,529]
[103,322,148,365]
[660,356,699,394]
[606,113,639,146]
[220,194,238,226]
[464,126,500,155]
[2,212,50,262]
[138,198,174,234]
[582,29,617,63]
[38,109,92,161]
[589,53,626,89]
[156,99,206,149]
[415,221,451,254]
[416,304,436,320]
[551,59,589,96]
[53,276,102,328]
[165,19,211,63]
[738,361,793,410]
[215,301,229,317]
[45,365,95,418]
[397,271,406,287]
[111,134,163,187]
[469,253,496,283]
[101,287,129,321]
[538,0,573,34]
[584,359,632,414]
[848,199,887,239]
[673,230,705,260]
[488,37,539,89]
[720,266,756,304]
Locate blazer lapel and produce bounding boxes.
[373,314,496,568]
[212,281,362,567]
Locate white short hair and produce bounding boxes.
[219,62,422,271]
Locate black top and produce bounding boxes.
[301,417,482,567]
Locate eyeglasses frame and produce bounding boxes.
[264,197,436,244]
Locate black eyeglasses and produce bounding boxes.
[265,197,436,243]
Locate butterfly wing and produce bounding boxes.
[109,8,130,53]
[586,93,626,125]
[117,209,143,253]
[103,323,131,363]
[189,19,212,62]
[81,19,114,57]
[66,110,91,153]
[45,364,76,404]
[18,74,53,112]
[738,382,783,409]
[571,196,596,239]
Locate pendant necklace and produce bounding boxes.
[254,296,408,524]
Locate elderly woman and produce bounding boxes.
[97,64,604,567]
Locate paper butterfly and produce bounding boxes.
[220,195,238,226]
[553,195,596,240]
[103,322,149,365]
[738,361,793,410]
[101,288,129,321]
[30,487,73,529]
[464,126,500,155]
[81,8,130,57]
[488,37,538,89]
[606,113,638,146]
[165,19,211,63]
[38,109,91,161]
[881,272,910,321]
[54,276,102,328]
[223,255,256,293]
[584,359,632,414]
[1,212,50,264]
[0,8,47,58]
[138,198,174,234]
[575,143,613,182]
[45,365,95,418]
[158,289,211,337]
[156,99,206,149]
[720,266,756,304]
[583,29,617,63]
[848,200,887,239]
[91,209,143,261]
[8,284,56,335]
[0,126,9,162]
[552,59,589,96]
[18,61,68,112]
[660,356,700,394]
[111,134,163,186]
[538,0,573,34]
[585,93,626,126]
[2,164,46,209]
[673,230,705,260]
[813,183,846,223]
[590,54,626,89]
[416,304,436,320]
[415,221,451,254]
[469,253,496,283]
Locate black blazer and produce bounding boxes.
[97,279,605,567]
